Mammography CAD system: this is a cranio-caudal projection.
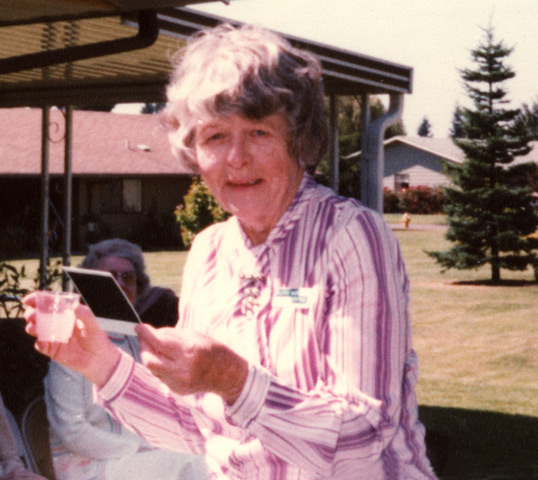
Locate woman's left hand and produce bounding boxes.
[136,324,248,405]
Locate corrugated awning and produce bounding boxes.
[0,1,412,108]
[0,0,220,25]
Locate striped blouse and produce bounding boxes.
[98,174,436,479]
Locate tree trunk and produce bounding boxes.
[491,263,500,284]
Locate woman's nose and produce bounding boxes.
[226,135,250,168]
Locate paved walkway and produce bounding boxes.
[390,223,448,231]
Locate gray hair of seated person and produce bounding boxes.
[80,238,150,297]
[162,23,329,171]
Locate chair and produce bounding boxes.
[5,405,32,470]
[21,396,56,480]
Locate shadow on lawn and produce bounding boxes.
[1,319,536,479]
[453,279,537,287]
[421,405,538,479]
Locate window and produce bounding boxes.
[394,173,410,192]
[123,179,142,212]
[99,181,122,214]
[90,179,142,214]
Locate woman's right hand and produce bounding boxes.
[23,292,121,387]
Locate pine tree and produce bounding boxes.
[514,98,538,140]
[428,26,538,283]
[417,116,433,137]
[450,105,465,138]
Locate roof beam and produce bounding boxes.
[153,8,413,95]
[0,10,159,75]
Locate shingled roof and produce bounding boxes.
[0,107,192,176]
[346,135,537,166]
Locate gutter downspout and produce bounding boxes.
[361,93,404,213]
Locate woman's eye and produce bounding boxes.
[207,132,224,142]
[253,129,268,137]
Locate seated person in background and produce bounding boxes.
[80,238,179,328]
[0,392,46,480]
[44,239,207,480]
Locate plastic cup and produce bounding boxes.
[34,291,80,343]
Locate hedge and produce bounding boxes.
[383,186,446,214]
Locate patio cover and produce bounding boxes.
[0,1,412,107]
[0,0,413,284]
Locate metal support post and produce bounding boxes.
[39,107,50,289]
[328,94,339,193]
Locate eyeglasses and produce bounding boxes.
[108,270,137,286]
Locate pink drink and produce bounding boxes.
[35,291,80,343]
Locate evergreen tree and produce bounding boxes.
[514,98,538,140]
[428,26,538,283]
[417,116,433,137]
[450,105,465,138]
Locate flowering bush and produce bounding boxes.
[383,186,446,214]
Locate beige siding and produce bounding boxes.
[383,142,453,190]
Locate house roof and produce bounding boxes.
[383,136,466,164]
[346,135,537,166]
[0,107,192,176]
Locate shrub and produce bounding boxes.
[174,177,230,249]
[399,186,445,214]
[383,186,446,214]
[0,259,62,318]
[383,188,401,213]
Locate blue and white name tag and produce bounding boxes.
[273,287,316,309]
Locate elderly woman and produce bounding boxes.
[79,238,179,327]
[44,239,207,480]
[25,25,435,479]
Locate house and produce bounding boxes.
[377,136,537,193]
[381,136,465,191]
[0,107,195,256]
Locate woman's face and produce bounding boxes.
[194,114,304,245]
[96,256,138,305]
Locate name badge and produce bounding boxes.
[273,287,316,309]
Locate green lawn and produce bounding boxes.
[393,227,537,417]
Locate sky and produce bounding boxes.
[185,0,538,138]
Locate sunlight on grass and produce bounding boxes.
[394,228,538,417]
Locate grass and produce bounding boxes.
[393,227,537,417]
